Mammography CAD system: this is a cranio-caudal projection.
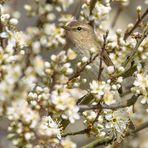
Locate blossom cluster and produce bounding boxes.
[80,1,111,30]
[132,64,148,108]
[83,108,130,142]
[0,4,39,116]
[24,0,66,50]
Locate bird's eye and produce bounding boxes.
[77,27,82,31]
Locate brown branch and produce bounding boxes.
[62,120,148,147]
[68,51,99,83]
[0,7,4,48]
[101,94,139,109]
[123,28,148,67]
[81,136,113,148]
[124,8,148,40]
[62,128,88,137]
[89,0,97,15]
[62,122,148,142]
[79,94,139,112]
[81,121,148,148]
[46,0,53,3]
[49,71,56,93]
[89,0,97,26]
[111,29,148,80]
[92,107,101,125]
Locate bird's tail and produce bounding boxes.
[103,50,114,66]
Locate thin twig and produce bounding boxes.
[0,7,4,48]
[98,31,109,80]
[68,31,109,83]
[92,108,101,125]
[98,59,103,80]
[124,8,148,40]
[68,52,99,83]
[89,0,97,26]
[111,29,148,80]
[49,71,56,93]
[123,28,148,67]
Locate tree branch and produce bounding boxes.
[81,121,148,148]
[62,128,88,137]
[123,28,148,67]
[98,30,109,80]
[62,117,148,143]
[111,29,148,80]
[81,136,113,148]
[46,0,53,3]
[89,0,97,26]
[79,94,139,112]
[67,53,99,83]
[62,112,148,139]
[124,8,148,40]
[89,0,97,15]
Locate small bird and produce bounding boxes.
[62,20,114,82]
[62,20,135,130]
[63,20,113,67]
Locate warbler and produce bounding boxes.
[62,20,114,80]
[63,20,113,64]
[62,20,135,130]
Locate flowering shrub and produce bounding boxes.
[0,0,148,147]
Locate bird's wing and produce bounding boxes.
[103,50,114,66]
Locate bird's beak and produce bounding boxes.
[61,25,71,31]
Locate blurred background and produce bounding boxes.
[0,0,147,147]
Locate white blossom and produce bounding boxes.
[37,116,61,139]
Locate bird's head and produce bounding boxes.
[62,20,96,48]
